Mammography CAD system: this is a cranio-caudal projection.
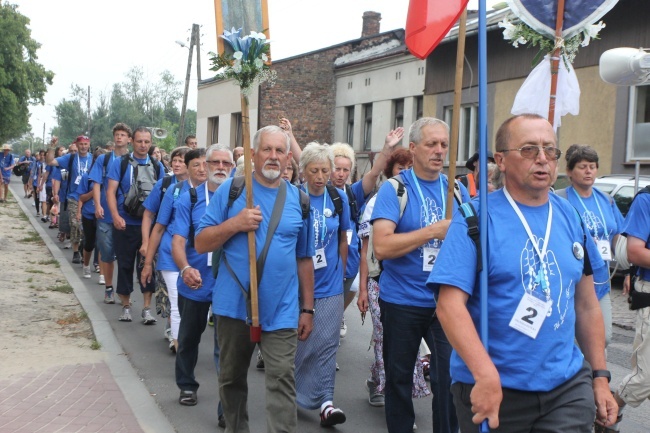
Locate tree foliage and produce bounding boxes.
[53,67,196,151]
[0,2,54,143]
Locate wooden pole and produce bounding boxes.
[446,8,468,219]
[548,0,566,128]
[240,94,261,342]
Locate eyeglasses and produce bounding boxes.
[207,160,233,167]
[500,145,562,161]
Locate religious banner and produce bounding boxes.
[405,0,469,59]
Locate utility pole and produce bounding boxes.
[42,122,46,145]
[178,24,200,147]
[86,85,91,135]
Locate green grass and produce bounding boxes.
[19,232,42,243]
[26,277,33,283]
[38,259,59,267]
[90,340,102,350]
[49,284,73,294]
[26,269,45,274]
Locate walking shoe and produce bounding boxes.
[94,264,100,273]
[104,287,115,304]
[63,240,72,249]
[41,216,48,223]
[366,380,385,407]
[340,318,347,338]
[218,414,226,428]
[36,212,41,217]
[256,350,265,369]
[98,274,105,285]
[142,307,157,325]
[83,265,92,279]
[72,251,81,263]
[336,362,340,371]
[179,390,197,406]
[320,405,346,427]
[169,338,176,353]
[118,306,132,322]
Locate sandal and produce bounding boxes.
[421,357,430,379]
[179,390,197,406]
[320,405,346,427]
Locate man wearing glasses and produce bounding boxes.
[428,114,618,432]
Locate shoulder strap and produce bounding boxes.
[228,176,246,208]
[299,189,310,219]
[187,186,199,247]
[345,184,359,220]
[257,181,287,284]
[458,202,482,273]
[160,175,174,205]
[326,184,344,254]
[387,174,408,220]
[65,154,75,195]
[453,178,463,206]
[118,155,134,197]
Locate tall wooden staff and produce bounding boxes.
[547,0,566,127]
[446,8,468,219]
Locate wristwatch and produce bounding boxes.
[592,370,611,383]
[300,308,315,315]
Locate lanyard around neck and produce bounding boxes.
[410,169,445,224]
[570,187,608,240]
[503,187,553,262]
[303,183,327,243]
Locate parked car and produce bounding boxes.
[593,174,650,217]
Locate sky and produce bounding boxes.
[15,0,499,140]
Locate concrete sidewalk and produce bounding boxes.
[2,183,176,433]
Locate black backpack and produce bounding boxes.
[118,155,160,218]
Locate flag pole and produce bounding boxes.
[478,0,489,431]
[240,94,262,342]
[446,8,468,219]
[548,0,566,127]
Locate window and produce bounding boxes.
[363,104,373,151]
[627,85,650,160]
[209,116,219,145]
[416,96,424,120]
[393,99,404,129]
[443,104,478,164]
[232,112,243,149]
[346,106,355,146]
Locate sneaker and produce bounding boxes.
[36,212,41,217]
[63,240,72,249]
[336,362,340,371]
[320,405,346,427]
[366,380,385,407]
[218,414,226,428]
[72,251,81,263]
[413,423,417,431]
[142,307,157,325]
[98,274,105,285]
[256,350,265,369]
[94,264,100,273]
[119,306,132,322]
[41,216,48,223]
[104,287,115,304]
[340,319,347,338]
[169,338,177,353]
[83,265,92,279]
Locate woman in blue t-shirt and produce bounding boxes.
[294,142,350,427]
[559,144,625,347]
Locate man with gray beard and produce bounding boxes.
[196,126,315,433]
[172,144,233,419]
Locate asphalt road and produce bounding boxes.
[18,187,649,433]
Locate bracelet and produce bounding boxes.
[300,308,315,315]
[179,265,192,278]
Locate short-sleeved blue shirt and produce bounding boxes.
[88,152,121,224]
[172,182,215,303]
[343,180,368,279]
[197,178,315,331]
[623,192,650,281]
[75,173,96,220]
[152,180,192,272]
[55,153,92,200]
[1,153,15,178]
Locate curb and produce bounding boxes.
[10,183,176,433]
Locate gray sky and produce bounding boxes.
[16,0,496,139]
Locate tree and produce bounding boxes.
[0,3,54,143]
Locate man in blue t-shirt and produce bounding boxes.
[17,149,35,198]
[106,127,165,323]
[46,135,93,264]
[0,143,16,202]
[171,144,232,422]
[428,114,617,432]
[371,117,470,433]
[195,125,315,433]
[89,123,132,303]
[610,188,650,430]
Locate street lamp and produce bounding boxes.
[176,24,201,148]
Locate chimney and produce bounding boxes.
[361,11,381,37]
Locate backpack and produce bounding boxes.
[119,155,160,218]
[366,174,464,278]
[170,180,199,247]
[212,177,311,278]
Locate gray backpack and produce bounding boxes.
[119,155,159,218]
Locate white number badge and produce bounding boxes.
[313,248,327,270]
[422,246,439,272]
[596,239,612,261]
[509,293,552,339]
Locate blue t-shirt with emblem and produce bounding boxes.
[343,180,367,279]
[371,169,470,307]
[623,192,650,282]
[1,153,15,178]
[75,173,96,220]
[55,153,92,200]
[426,190,605,392]
[88,152,121,224]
